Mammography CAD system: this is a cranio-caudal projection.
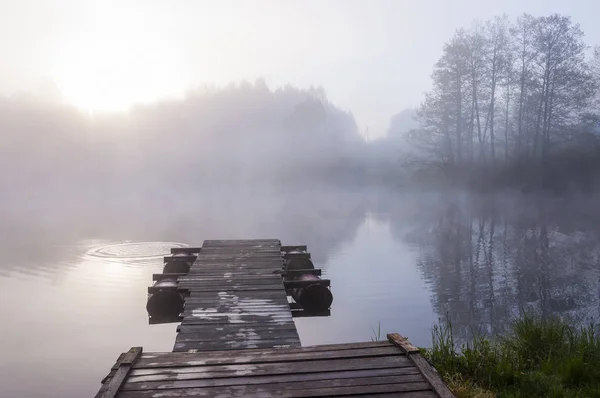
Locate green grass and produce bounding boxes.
[422,312,600,397]
[371,321,382,342]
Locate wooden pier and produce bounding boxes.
[97,239,454,397]
[174,239,301,352]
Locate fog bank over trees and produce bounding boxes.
[404,14,600,191]
[1,80,366,199]
[2,13,600,201]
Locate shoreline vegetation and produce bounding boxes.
[422,312,600,397]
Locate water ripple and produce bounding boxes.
[84,241,188,261]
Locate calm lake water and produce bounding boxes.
[1,187,600,397]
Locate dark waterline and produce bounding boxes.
[1,188,599,397]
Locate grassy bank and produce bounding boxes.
[422,313,600,397]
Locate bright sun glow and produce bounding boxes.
[53,10,189,112]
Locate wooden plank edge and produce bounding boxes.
[98,347,142,398]
[387,333,420,354]
[387,333,454,398]
[291,309,331,317]
[281,245,308,252]
[149,315,183,324]
[171,247,202,254]
[410,353,455,398]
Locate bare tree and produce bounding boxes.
[412,13,598,188]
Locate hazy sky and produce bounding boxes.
[1,0,599,138]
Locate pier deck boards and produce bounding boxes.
[174,239,301,352]
[98,341,453,397]
[97,239,454,397]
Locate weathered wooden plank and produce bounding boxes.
[186,296,289,305]
[179,275,283,281]
[202,239,280,245]
[181,313,294,321]
[186,263,283,269]
[184,302,290,316]
[180,314,294,322]
[193,254,282,259]
[183,303,291,310]
[181,309,293,318]
[187,291,288,298]
[176,331,301,342]
[139,341,394,362]
[409,353,455,398]
[186,267,283,273]
[128,355,412,380]
[281,245,307,252]
[117,381,431,397]
[182,309,293,317]
[196,251,282,255]
[99,347,142,398]
[184,299,290,315]
[186,270,281,276]
[178,285,287,292]
[179,278,284,284]
[138,346,403,368]
[193,255,282,260]
[336,393,438,398]
[179,281,285,288]
[200,248,282,254]
[176,324,299,335]
[180,319,296,327]
[387,333,420,354]
[123,372,425,392]
[192,259,283,264]
[173,338,301,352]
[184,296,289,303]
[183,303,291,311]
[124,368,419,390]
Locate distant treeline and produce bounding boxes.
[405,14,600,192]
[0,80,367,198]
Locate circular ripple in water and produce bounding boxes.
[86,241,188,260]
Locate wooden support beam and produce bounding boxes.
[152,273,187,281]
[149,315,184,324]
[99,347,142,398]
[171,247,201,254]
[283,269,321,277]
[284,279,330,289]
[291,309,331,318]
